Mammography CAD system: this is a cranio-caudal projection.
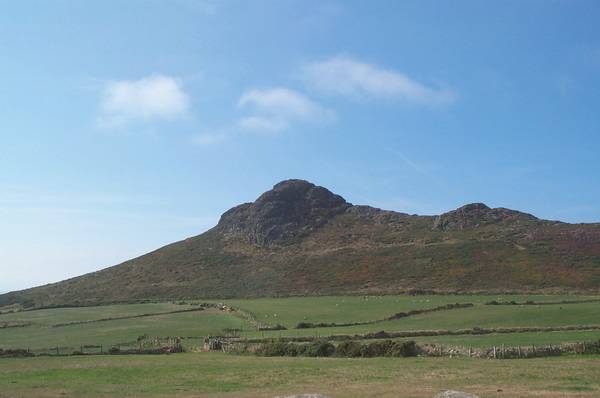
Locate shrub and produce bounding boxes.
[335,341,363,358]
[258,324,287,331]
[258,341,299,357]
[361,340,394,357]
[295,322,315,329]
[108,346,121,354]
[388,341,419,357]
[302,339,335,357]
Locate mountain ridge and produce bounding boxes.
[2,179,600,308]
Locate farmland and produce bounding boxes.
[1,352,600,398]
[1,294,599,398]
[1,294,599,353]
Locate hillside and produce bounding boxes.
[2,179,600,308]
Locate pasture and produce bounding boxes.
[0,294,599,353]
[1,294,600,397]
[1,352,600,397]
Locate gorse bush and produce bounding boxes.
[302,339,335,357]
[256,339,419,358]
[360,340,394,357]
[335,341,363,357]
[388,340,418,357]
[258,341,299,357]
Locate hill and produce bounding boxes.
[2,179,600,307]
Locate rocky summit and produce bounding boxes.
[2,179,600,308]
[217,179,351,245]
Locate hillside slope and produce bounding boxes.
[2,179,600,307]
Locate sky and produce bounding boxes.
[1,0,600,292]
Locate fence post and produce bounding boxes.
[56,346,59,355]
[100,345,103,354]
[501,344,505,359]
[493,346,496,359]
[518,346,522,358]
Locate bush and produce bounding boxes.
[302,339,335,357]
[361,340,394,357]
[108,346,121,354]
[388,341,419,357]
[335,341,363,358]
[258,341,299,357]
[295,322,315,329]
[258,324,287,331]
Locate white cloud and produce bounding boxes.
[237,87,335,133]
[302,56,456,105]
[98,75,190,127]
[238,116,288,133]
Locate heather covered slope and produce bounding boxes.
[2,179,600,308]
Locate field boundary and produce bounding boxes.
[485,298,600,306]
[240,324,600,343]
[294,303,475,329]
[51,307,208,328]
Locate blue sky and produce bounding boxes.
[1,0,599,292]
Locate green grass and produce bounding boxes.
[0,305,252,351]
[1,295,599,352]
[223,294,595,328]
[1,352,599,397]
[237,299,600,339]
[0,302,195,326]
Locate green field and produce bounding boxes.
[1,295,599,353]
[237,301,600,339]
[0,303,253,352]
[1,295,600,397]
[224,294,598,328]
[1,352,600,398]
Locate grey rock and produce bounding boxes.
[217,179,351,245]
[433,390,480,398]
[433,202,537,230]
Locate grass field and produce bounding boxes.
[223,294,597,328]
[247,303,600,338]
[1,352,600,398]
[1,295,599,352]
[1,295,600,397]
[0,304,253,352]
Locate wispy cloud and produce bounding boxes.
[237,87,335,133]
[97,75,190,127]
[302,56,456,105]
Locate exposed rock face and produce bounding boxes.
[433,391,480,398]
[433,202,537,230]
[217,179,351,245]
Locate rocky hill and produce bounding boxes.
[2,179,600,308]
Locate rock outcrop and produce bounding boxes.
[217,179,351,245]
[433,202,537,230]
